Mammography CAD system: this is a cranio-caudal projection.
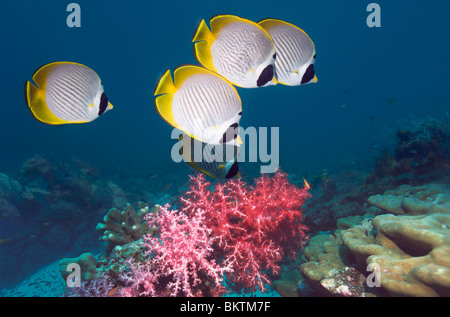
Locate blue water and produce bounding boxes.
[1,0,449,294]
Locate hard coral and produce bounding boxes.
[339,184,450,297]
[368,183,450,215]
[96,202,155,252]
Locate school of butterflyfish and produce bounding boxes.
[24,15,317,179]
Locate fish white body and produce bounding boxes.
[193,15,277,88]
[259,19,317,86]
[154,65,242,145]
[25,62,113,125]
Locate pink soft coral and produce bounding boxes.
[120,170,310,296]
[181,170,310,293]
[121,204,231,297]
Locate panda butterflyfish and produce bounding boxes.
[179,133,240,179]
[258,19,317,86]
[154,65,242,145]
[192,14,277,88]
[25,62,113,125]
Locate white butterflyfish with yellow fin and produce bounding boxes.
[258,18,317,86]
[154,65,242,145]
[178,133,240,179]
[25,62,113,124]
[192,14,277,88]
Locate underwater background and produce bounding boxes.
[1,0,450,297]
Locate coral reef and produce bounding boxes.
[61,171,311,297]
[120,203,230,297]
[18,155,127,219]
[65,273,115,297]
[96,202,156,252]
[0,155,128,289]
[0,173,24,204]
[302,169,371,232]
[297,181,450,297]
[367,116,450,185]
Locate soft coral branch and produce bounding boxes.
[117,170,310,296]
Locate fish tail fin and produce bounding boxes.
[192,19,213,42]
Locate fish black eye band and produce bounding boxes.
[301,64,315,84]
[257,64,274,87]
[225,161,239,179]
[98,93,109,115]
[220,123,239,144]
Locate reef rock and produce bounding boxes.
[0,173,24,204]
[319,266,367,297]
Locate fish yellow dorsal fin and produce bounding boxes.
[173,65,213,87]
[32,61,96,89]
[154,69,177,96]
[192,19,214,42]
[210,15,248,33]
[192,19,217,73]
[259,18,315,52]
[258,18,285,30]
[25,81,72,125]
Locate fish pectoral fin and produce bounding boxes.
[25,81,70,125]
